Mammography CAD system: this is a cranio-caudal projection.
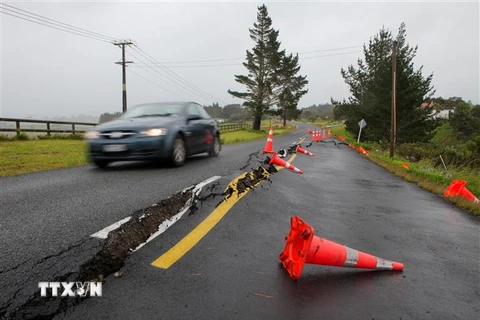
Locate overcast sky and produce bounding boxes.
[1,0,479,118]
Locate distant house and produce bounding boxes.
[434,108,454,119]
[420,101,454,119]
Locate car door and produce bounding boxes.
[185,103,206,155]
[196,104,217,151]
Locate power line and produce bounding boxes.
[131,63,241,68]
[131,45,226,104]
[126,48,210,103]
[131,50,363,68]
[0,3,118,42]
[156,45,363,64]
[126,48,211,104]
[130,45,227,104]
[0,3,118,43]
[128,69,189,100]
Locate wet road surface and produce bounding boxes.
[0,125,305,318]
[54,131,480,320]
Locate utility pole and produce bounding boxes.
[389,40,397,158]
[113,40,133,113]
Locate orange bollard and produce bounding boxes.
[262,126,274,154]
[444,180,480,205]
[279,216,404,280]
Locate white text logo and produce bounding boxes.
[38,282,102,297]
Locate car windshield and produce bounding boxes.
[120,103,184,119]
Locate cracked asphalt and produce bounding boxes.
[2,123,479,319]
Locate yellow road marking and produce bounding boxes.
[152,153,298,269]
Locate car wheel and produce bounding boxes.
[93,160,109,168]
[171,135,186,167]
[208,135,221,157]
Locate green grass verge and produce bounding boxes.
[0,125,296,177]
[0,140,89,177]
[332,125,480,215]
[220,125,295,144]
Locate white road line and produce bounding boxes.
[90,217,131,239]
[90,176,222,241]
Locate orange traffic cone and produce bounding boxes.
[279,216,404,280]
[266,153,304,174]
[357,146,366,154]
[339,135,345,141]
[296,145,315,156]
[349,143,355,149]
[444,180,480,205]
[327,129,331,138]
[401,163,409,170]
[322,128,326,139]
[263,126,274,154]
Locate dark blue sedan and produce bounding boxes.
[85,102,221,168]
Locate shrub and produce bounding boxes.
[15,132,30,141]
[396,142,439,161]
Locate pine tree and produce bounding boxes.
[276,53,308,126]
[228,4,284,130]
[333,23,435,143]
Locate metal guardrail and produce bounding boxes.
[0,117,256,136]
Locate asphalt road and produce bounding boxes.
[0,124,306,317]
[2,123,480,319]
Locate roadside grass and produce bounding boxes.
[0,125,296,177]
[0,140,88,177]
[331,125,480,215]
[221,125,295,144]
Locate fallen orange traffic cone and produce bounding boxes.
[266,153,304,174]
[339,135,345,141]
[296,145,315,156]
[401,163,409,170]
[444,180,480,205]
[279,216,404,280]
[357,146,366,154]
[263,126,275,154]
[307,128,312,134]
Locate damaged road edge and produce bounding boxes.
[3,176,221,320]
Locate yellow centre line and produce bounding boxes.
[151,153,298,269]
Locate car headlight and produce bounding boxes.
[84,130,100,139]
[140,128,168,137]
